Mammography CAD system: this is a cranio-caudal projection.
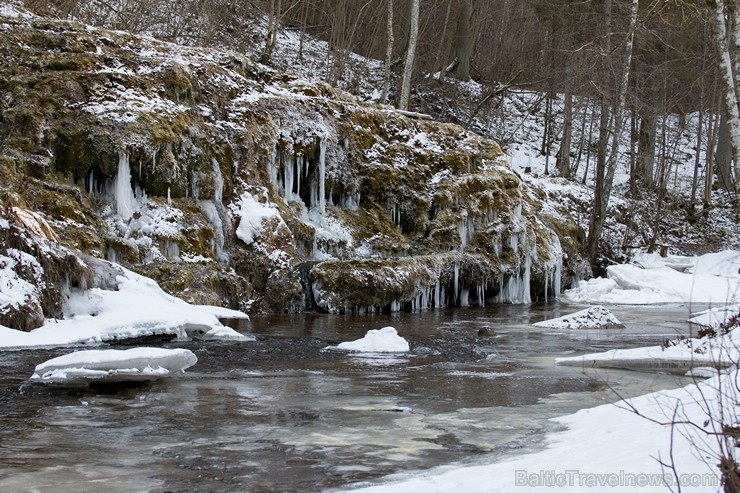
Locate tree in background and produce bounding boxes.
[399,0,419,110]
[708,0,740,205]
[450,0,473,82]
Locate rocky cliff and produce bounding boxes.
[0,7,587,329]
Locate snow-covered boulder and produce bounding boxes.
[533,306,623,330]
[329,327,410,352]
[30,347,197,383]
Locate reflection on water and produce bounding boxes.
[0,303,696,492]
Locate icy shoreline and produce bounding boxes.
[0,263,252,350]
[344,251,740,492]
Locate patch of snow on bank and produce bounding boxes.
[231,191,285,245]
[563,250,740,305]
[556,312,740,373]
[30,347,197,383]
[330,327,409,353]
[350,371,728,492]
[689,305,740,330]
[0,249,42,313]
[194,305,250,320]
[533,306,622,330]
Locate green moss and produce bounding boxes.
[45,54,96,71]
[310,257,438,311]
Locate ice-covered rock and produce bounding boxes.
[330,327,410,353]
[30,347,197,383]
[533,306,623,330]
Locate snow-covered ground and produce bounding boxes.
[347,373,728,492]
[0,263,251,349]
[343,251,740,492]
[564,250,740,305]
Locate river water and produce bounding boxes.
[0,303,697,492]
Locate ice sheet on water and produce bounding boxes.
[30,347,197,383]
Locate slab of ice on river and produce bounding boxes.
[533,306,623,330]
[331,327,410,352]
[30,347,197,383]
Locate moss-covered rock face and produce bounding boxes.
[0,9,587,321]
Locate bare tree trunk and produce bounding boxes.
[399,0,420,111]
[298,0,309,61]
[380,0,394,104]
[587,0,639,265]
[262,0,282,63]
[435,0,453,81]
[691,110,704,207]
[716,113,735,191]
[558,91,573,179]
[710,0,740,202]
[629,109,637,196]
[542,92,554,175]
[451,0,473,82]
[705,107,720,208]
[637,112,657,189]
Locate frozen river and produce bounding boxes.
[0,303,697,492]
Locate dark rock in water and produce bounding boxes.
[477,327,495,337]
[89,380,151,394]
[106,333,178,346]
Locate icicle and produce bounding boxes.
[213,158,223,203]
[319,137,326,214]
[164,239,180,262]
[478,282,485,307]
[88,170,94,196]
[492,234,501,257]
[458,220,467,249]
[434,280,441,308]
[460,288,469,307]
[296,154,303,199]
[167,186,171,206]
[453,262,459,305]
[115,151,136,220]
[198,159,229,263]
[269,145,279,189]
[510,232,519,254]
[284,150,294,200]
[106,246,120,264]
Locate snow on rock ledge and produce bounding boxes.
[533,306,623,330]
[30,347,197,383]
[0,262,252,349]
[329,327,410,353]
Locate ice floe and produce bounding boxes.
[30,347,197,383]
[533,306,623,330]
[329,327,410,353]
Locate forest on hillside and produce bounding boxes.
[19,0,740,267]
